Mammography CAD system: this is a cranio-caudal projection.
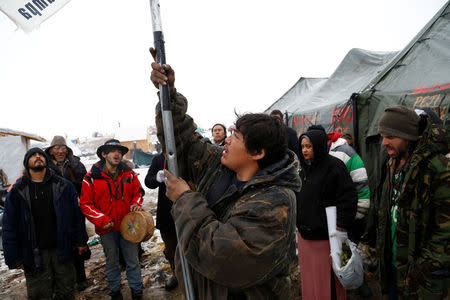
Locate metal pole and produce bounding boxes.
[149,1,196,299]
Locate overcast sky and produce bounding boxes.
[0,0,447,141]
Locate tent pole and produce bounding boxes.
[351,93,359,152]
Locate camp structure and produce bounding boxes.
[265,49,398,134]
[114,126,156,167]
[266,0,450,195]
[265,77,327,119]
[0,128,46,185]
[352,1,450,192]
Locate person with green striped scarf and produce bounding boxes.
[328,132,370,241]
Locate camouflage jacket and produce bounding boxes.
[155,92,301,300]
[375,119,449,299]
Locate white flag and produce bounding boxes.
[0,0,71,32]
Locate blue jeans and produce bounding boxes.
[100,231,143,294]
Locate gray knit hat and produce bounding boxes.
[45,135,72,155]
[378,106,420,141]
[49,135,67,147]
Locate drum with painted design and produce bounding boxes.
[120,211,155,243]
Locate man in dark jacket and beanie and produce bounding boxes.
[150,54,301,300]
[145,153,178,290]
[2,148,88,300]
[370,106,449,299]
[46,135,89,290]
[80,139,144,300]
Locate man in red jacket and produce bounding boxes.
[80,139,144,300]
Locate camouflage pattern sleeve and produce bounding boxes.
[400,152,450,299]
[155,91,219,187]
[415,153,450,299]
[172,186,296,289]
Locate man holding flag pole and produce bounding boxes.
[149,2,299,299]
[149,49,301,299]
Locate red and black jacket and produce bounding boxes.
[80,161,143,235]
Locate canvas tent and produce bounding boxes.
[265,48,398,134]
[353,1,450,193]
[266,0,449,201]
[266,77,328,116]
[0,128,46,186]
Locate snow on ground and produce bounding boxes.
[135,167,151,194]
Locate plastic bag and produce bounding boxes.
[332,239,364,290]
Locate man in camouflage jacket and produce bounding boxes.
[374,106,449,299]
[150,58,301,300]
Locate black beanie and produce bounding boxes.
[23,147,48,169]
[378,106,420,141]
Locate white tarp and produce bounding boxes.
[0,0,71,32]
[0,135,27,183]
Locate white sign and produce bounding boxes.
[0,0,71,32]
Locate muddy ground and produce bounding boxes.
[0,189,187,300]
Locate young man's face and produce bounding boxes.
[28,152,47,171]
[102,149,123,168]
[301,138,314,160]
[212,125,226,143]
[221,130,255,172]
[380,134,410,159]
[50,145,68,162]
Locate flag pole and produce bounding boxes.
[149,1,196,299]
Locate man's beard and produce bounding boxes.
[29,165,45,171]
[398,140,410,157]
[396,149,408,159]
[106,157,120,167]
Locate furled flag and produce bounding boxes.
[0,0,71,32]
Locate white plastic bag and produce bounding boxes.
[332,239,364,290]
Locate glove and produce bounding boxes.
[156,170,166,183]
[325,206,348,269]
[329,229,348,268]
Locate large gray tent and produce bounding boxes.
[266,77,328,114]
[266,0,450,197]
[265,48,398,134]
[354,1,450,192]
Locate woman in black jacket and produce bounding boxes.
[296,125,357,300]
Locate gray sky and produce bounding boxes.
[0,0,447,140]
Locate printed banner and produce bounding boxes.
[0,0,71,32]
